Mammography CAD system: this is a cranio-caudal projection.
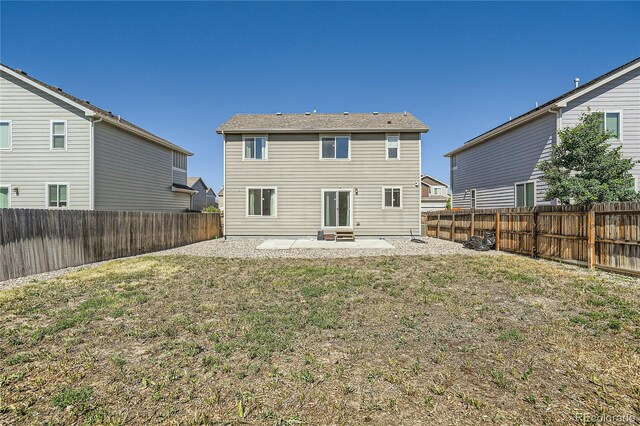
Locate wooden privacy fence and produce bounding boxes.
[422,202,640,276]
[0,209,223,281]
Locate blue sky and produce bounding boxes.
[2,1,639,192]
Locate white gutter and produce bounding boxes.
[216,127,430,134]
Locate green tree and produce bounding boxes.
[537,112,638,204]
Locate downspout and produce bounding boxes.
[89,116,103,210]
[221,130,226,239]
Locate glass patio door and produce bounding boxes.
[323,190,351,228]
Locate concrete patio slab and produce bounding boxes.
[257,239,395,250]
[256,239,295,250]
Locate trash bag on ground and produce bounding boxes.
[462,232,496,251]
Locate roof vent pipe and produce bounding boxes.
[276,112,282,115]
[373,112,379,115]
[304,112,311,115]
[574,77,580,88]
[343,112,348,115]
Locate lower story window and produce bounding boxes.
[48,184,68,208]
[515,182,535,207]
[248,188,276,216]
[383,187,401,208]
[0,186,9,208]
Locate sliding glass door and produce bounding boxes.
[323,190,351,228]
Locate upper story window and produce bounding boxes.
[599,112,621,139]
[470,189,477,209]
[386,135,399,159]
[173,151,187,170]
[51,120,67,150]
[244,136,267,160]
[432,186,444,196]
[515,181,535,207]
[47,183,68,208]
[0,121,11,150]
[452,155,458,169]
[321,136,349,159]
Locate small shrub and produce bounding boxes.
[202,205,220,213]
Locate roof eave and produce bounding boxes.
[443,58,640,158]
[217,127,429,134]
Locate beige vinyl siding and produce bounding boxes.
[0,71,91,209]
[561,66,640,183]
[94,121,190,212]
[451,113,556,209]
[224,132,420,237]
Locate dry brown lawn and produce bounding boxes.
[1,254,639,425]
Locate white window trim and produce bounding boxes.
[45,182,70,209]
[636,176,640,193]
[600,110,623,142]
[385,134,400,160]
[431,186,444,196]
[319,134,351,160]
[514,180,537,207]
[0,185,11,208]
[50,120,68,151]
[452,155,458,170]
[0,120,12,151]
[382,186,403,209]
[469,188,477,209]
[320,188,354,229]
[242,135,268,161]
[245,186,277,218]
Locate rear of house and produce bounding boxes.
[0,64,194,211]
[446,57,640,209]
[217,112,429,238]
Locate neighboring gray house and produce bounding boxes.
[187,176,216,211]
[0,64,195,211]
[217,186,224,212]
[446,57,640,209]
[216,112,429,238]
[420,175,450,211]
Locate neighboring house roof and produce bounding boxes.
[421,175,449,187]
[445,56,640,157]
[187,177,204,188]
[216,112,429,133]
[0,63,193,155]
[218,187,224,196]
[206,188,216,195]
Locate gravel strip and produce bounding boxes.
[153,238,507,259]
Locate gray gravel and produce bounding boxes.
[153,237,506,259]
[1,238,502,291]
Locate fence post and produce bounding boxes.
[450,213,456,242]
[470,212,475,238]
[495,212,501,251]
[531,208,537,258]
[436,214,440,239]
[587,210,596,270]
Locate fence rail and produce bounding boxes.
[0,209,223,281]
[422,202,640,276]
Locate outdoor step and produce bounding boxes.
[336,231,355,241]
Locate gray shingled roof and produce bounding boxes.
[1,63,192,155]
[216,112,429,133]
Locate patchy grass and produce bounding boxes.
[0,255,639,424]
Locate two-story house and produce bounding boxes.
[0,64,195,211]
[420,175,449,211]
[445,57,640,209]
[216,112,429,238]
